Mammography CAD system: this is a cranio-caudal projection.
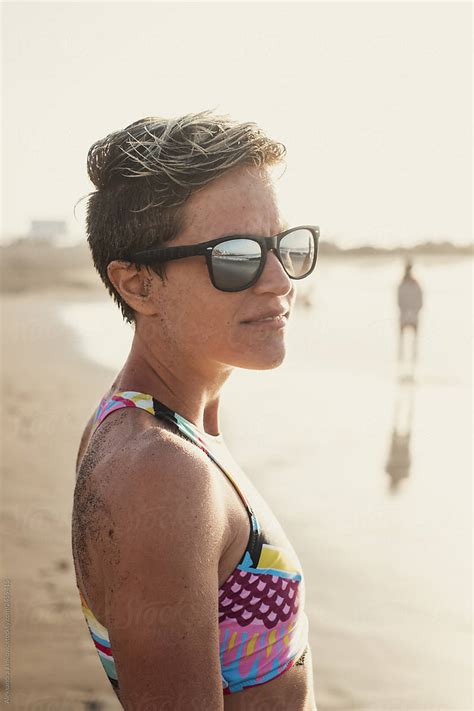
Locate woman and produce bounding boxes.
[73,111,319,709]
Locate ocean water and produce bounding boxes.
[58,256,472,710]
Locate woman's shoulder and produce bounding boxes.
[72,410,230,621]
[75,411,229,555]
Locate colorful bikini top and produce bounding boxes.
[78,390,309,696]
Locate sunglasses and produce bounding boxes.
[129,225,320,293]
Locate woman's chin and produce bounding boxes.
[231,346,287,371]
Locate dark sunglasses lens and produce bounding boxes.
[211,239,262,290]
[279,229,315,278]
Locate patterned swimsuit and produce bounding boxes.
[78,390,309,695]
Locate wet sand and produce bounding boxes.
[1,253,472,710]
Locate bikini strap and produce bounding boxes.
[93,390,223,459]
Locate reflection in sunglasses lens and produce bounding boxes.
[280,229,315,277]
[212,239,262,290]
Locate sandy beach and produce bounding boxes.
[1,246,471,710]
[1,288,120,710]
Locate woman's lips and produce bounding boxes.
[241,313,289,328]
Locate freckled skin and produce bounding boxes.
[72,165,317,710]
[106,164,298,435]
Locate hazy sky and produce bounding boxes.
[1,1,471,247]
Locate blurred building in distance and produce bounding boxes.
[27,220,68,244]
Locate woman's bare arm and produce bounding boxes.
[96,431,227,710]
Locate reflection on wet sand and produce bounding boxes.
[385,376,415,492]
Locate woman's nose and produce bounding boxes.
[253,249,292,296]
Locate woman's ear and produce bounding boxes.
[107,261,160,316]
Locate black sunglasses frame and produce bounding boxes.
[128,225,320,293]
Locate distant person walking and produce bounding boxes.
[397,260,423,363]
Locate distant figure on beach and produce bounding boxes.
[72,111,319,709]
[397,259,423,363]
